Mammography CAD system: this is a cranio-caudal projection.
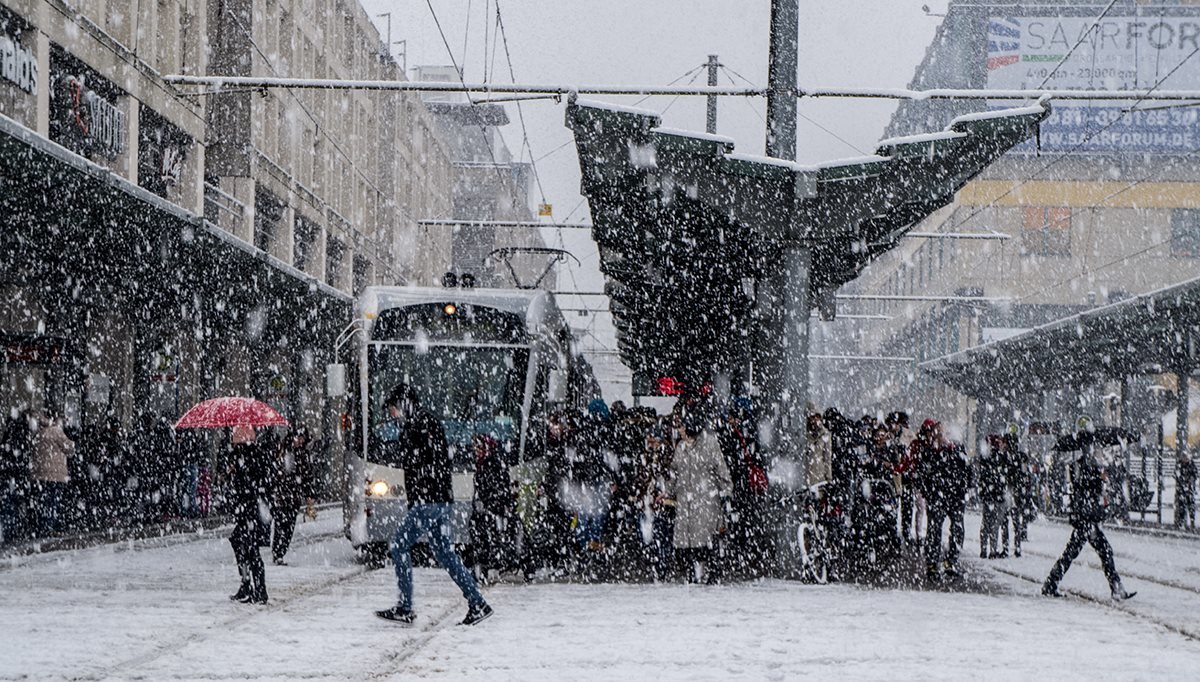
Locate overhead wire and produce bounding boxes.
[941,41,1200,237]
[721,63,867,156]
[218,5,399,280]
[494,1,547,204]
[1036,0,1120,90]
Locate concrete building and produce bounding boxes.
[413,64,550,290]
[0,0,460,519]
[816,0,1200,447]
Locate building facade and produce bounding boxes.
[816,0,1200,444]
[0,0,469,527]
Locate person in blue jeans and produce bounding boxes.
[373,383,492,626]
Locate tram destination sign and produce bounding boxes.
[987,13,1200,154]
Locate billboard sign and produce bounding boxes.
[987,13,1200,153]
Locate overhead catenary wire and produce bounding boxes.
[941,41,1200,238]
[720,63,867,156]
[1035,0,1121,90]
[162,75,1200,102]
[494,1,547,204]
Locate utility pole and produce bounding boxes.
[766,0,799,160]
[706,54,721,134]
[759,0,808,577]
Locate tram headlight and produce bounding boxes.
[367,480,391,497]
[443,303,458,316]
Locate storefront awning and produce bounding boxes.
[921,275,1200,400]
[566,98,1049,380]
[0,112,350,349]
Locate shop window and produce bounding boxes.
[293,216,319,272]
[326,236,345,288]
[254,189,285,252]
[1171,209,1200,258]
[1022,207,1071,257]
[353,256,370,294]
[138,106,190,199]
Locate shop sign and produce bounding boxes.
[62,75,126,158]
[0,31,37,95]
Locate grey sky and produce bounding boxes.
[357,0,951,397]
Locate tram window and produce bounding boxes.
[372,304,526,344]
[367,344,529,470]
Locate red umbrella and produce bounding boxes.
[174,397,289,429]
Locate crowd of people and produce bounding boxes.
[461,395,770,586]
[455,395,1167,599]
[0,408,320,553]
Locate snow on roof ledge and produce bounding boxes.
[653,126,737,147]
[876,130,967,148]
[950,98,1049,127]
[724,152,815,172]
[574,98,661,119]
[817,154,890,170]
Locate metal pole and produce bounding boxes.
[706,54,720,134]
[766,0,799,160]
[1176,370,1191,525]
[781,246,812,467]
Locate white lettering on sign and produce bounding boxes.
[988,14,1200,153]
[0,32,38,95]
[66,76,126,157]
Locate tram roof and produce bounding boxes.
[921,274,1200,401]
[566,97,1050,380]
[361,286,567,337]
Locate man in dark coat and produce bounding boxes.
[228,426,271,604]
[1004,432,1033,557]
[270,425,316,565]
[0,412,33,544]
[374,383,492,626]
[917,420,970,582]
[1042,422,1135,600]
[978,435,1010,559]
[470,433,513,581]
[1176,452,1196,529]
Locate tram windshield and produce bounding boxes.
[367,343,529,469]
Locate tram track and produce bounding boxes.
[79,533,371,681]
[987,563,1200,643]
[1015,546,1200,599]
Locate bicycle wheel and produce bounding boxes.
[797,522,829,584]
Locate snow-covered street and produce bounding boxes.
[3,514,1200,681]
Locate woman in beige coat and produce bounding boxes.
[668,418,732,583]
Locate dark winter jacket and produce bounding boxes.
[977,450,1009,504]
[1068,443,1108,525]
[378,408,454,505]
[473,447,513,515]
[272,440,316,509]
[919,442,970,513]
[1178,458,1197,502]
[229,442,271,525]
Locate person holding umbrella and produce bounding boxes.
[1042,416,1136,601]
[373,383,493,627]
[175,397,289,605]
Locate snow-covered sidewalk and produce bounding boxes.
[3,513,1200,680]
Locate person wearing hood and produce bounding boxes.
[373,383,492,626]
[228,425,270,604]
[31,412,74,537]
[917,420,970,582]
[1042,417,1135,601]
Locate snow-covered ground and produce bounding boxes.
[2,513,1200,681]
